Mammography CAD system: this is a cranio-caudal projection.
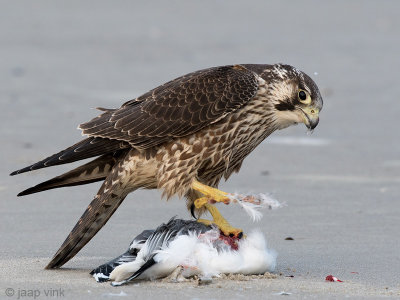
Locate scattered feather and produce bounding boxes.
[228,193,283,221]
[275,291,292,295]
[101,291,128,297]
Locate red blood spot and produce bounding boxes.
[218,232,239,250]
[325,275,343,282]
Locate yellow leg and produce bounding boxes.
[193,197,211,209]
[197,218,213,226]
[192,180,243,238]
[192,180,231,205]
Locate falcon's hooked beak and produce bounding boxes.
[299,107,320,130]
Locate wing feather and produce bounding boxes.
[79,65,259,149]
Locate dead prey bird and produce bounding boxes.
[11,64,322,269]
[90,218,276,286]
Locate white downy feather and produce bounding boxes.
[228,193,283,222]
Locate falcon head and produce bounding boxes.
[263,64,323,131]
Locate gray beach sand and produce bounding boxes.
[1,1,399,298]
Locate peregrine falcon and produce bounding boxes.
[11,64,323,269]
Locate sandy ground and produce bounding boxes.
[1,1,399,299]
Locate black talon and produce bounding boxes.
[190,204,197,219]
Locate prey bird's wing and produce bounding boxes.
[112,219,213,285]
[90,229,155,282]
[116,224,179,284]
[79,65,259,149]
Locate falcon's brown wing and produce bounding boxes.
[79,65,259,149]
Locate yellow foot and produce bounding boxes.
[191,180,243,238]
[197,204,243,239]
[198,217,243,238]
[194,197,210,209]
[197,218,213,226]
[191,181,231,204]
[218,223,243,239]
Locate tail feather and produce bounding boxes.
[17,152,123,196]
[45,173,131,269]
[10,137,130,176]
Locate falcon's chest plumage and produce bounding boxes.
[122,78,277,199]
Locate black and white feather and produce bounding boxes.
[90,229,155,282]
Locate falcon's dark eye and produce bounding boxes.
[297,89,311,104]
